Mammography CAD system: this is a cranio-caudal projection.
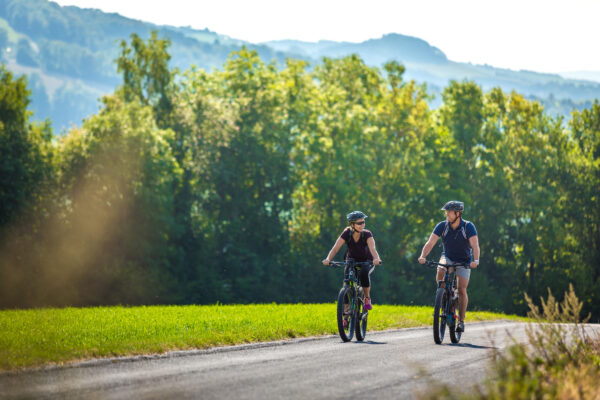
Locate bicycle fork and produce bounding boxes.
[343,284,357,318]
[446,288,458,327]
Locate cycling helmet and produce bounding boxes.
[441,201,464,212]
[346,211,368,222]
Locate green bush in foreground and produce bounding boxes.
[0,304,521,370]
[419,284,600,400]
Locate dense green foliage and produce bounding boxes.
[0,303,521,370]
[0,34,599,321]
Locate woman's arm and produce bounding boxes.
[322,236,346,265]
[367,237,382,265]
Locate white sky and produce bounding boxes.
[53,0,600,73]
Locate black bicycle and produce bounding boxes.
[424,260,469,344]
[326,259,376,342]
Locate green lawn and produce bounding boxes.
[0,304,525,370]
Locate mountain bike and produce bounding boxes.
[326,259,376,342]
[424,260,469,344]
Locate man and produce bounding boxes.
[418,201,480,333]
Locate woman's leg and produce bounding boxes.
[360,265,373,302]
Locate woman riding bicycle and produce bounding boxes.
[322,211,382,311]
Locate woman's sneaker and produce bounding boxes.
[364,297,373,310]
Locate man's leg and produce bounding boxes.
[457,275,469,322]
[437,257,448,287]
[436,268,447,289]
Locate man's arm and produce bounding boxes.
[469,235,480,269]
[418,233,440,264]
[367,237,382,265]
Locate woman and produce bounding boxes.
[322,211,382,312]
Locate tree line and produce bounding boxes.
[1,32,599,319]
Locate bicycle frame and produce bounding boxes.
[439,267,458,326]
[330,259,371,302]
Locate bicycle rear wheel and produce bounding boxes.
[337,286,356,342]
[433,287,447,344]
[355,291,368,341]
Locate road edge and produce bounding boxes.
[1,319,522,376]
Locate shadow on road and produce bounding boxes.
[351,340,387,345]
[446,342,497,350]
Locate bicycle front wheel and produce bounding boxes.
[355,291,368,341]
[337,285,356,342]
[449,298,462,343]
[433,287,447,344]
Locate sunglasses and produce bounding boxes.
[353,221,365,225]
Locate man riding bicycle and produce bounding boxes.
[322,211,382,311]
[418,201,480,333]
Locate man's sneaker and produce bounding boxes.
[456,321,465,333]
[364,297,373,311]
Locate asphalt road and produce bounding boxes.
[0,321,556,399]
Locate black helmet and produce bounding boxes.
[441,201,464,212]
[347,211,368,222]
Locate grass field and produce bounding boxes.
[0,304,525,370]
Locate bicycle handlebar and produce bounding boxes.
[424,260,470,269]
[327,260,381,268]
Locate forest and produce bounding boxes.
[1,32,599,320]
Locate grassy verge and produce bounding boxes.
[0,303,524,371]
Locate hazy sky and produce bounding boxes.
[54,0,600,74]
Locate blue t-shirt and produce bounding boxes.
[433,220,477,263]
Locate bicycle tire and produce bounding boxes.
[337,286,356,342]
[433,287,447,344]
[355,290,368,341]
[449,298,462,343]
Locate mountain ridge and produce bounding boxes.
[0,0,598,129]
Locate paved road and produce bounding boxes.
[0,321,550,399]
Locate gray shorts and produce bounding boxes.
[438,257,471,279]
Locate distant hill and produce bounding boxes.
[264,33,448,65]
[0,0,598,130]
[265,34,600,111]
[0,0,294,130]
[266,33,448,65]
[559,71,600,84]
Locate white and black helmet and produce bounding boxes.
[441,201,464,212]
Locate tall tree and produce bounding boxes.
[0,66,52,228]
[116,31,174,128]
